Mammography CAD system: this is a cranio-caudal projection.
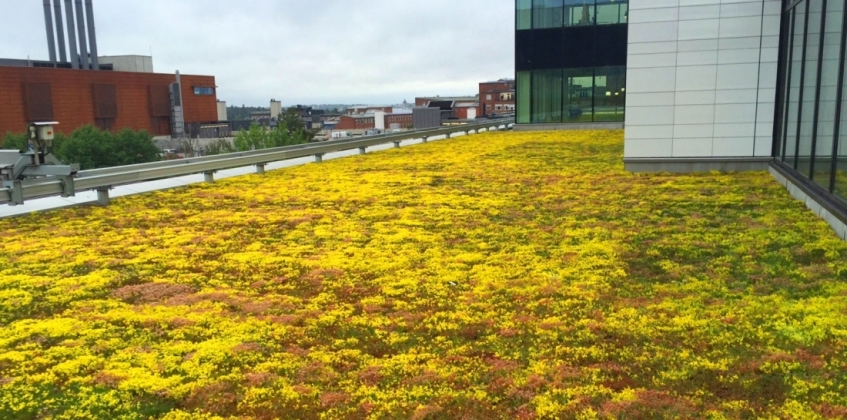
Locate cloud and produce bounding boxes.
[0,0,515,106]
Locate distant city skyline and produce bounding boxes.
[0,0,515,106]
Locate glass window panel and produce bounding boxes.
[798,0,823,178]
[517,0,533,30]
[532,69,563,123]
[813,0,843,191]
[517,71,532,124]
[593,66,625,122]
[776,10,795,161]
[563,68,594,122]
[596,0,627,25]
[533,0,564,29]
[565,0,595,27]
[838,12,847,203]
[784,5,806,167]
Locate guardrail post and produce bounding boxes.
[10,180,24,206]
[256,163,266,175]
[315,153,325,163]
[204,171,215,183]
[393,141,401,149]
[422,137,428,143]
[446,133,452,139]
[96,187,110,206]
[359,147,367,155]
[60,176,76,198]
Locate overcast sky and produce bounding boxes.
[0,0,515,107]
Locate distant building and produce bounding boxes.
[0,66,219,136]
[480,79,515,117]
[414,96,479,120]
[217,101,228,122]
[97,55,154,73]
[335,109,413,130]
[0,0,219,137]
[346,105,394,116]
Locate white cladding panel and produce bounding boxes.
[624,0,782,158]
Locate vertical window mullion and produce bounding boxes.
[591,67,596,122]
[809,0,829,180]
[793,0,812,170]
[830,0,847,191]
[781,9,797,160]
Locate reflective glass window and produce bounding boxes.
[784,5,806,167]
[532,69,564,123]
[797,0,823,178]
[593,66,625,122]
[565,0,595,27]
[838,9,847,203]
[517,71,532,123]
[517,0,533,30]
[533,0,564,29]
[596,0,627,25]
[563,68,594,122]
[813,0,844,191]
[776,11,795,161]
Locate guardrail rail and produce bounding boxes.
[1,120,514,206]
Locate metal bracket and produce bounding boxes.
[61,175,75,198]
[9,180,24,206]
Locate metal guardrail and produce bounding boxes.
[0,120,514,206]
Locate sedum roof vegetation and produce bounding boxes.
[1,130,847,419]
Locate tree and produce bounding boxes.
[1,133,29,151]
[113,129,161,165]
[278,107,320,143]
[55,125,161,170]
[231,109,316,152]
[233,123,268,152]
[204,139,236,156]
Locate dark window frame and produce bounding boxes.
[773,0,847,210]
[193,86,215,95]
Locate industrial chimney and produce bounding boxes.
[42,0,57,62]
[43,0,100,69]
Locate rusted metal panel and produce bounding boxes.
[24,82,55,121]
[92,84,117,118]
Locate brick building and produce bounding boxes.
[479,79,515,117]
[346,106,393,116]
[335,111,413,130]
[385,113,413,129]
[336,115,375,130]
[0,66,218,136]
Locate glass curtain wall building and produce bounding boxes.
[516,0,628,125]
[774,0,847,207]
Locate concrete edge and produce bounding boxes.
[623,157,773,173]
[513,123,624,131]
[768,165,847,241]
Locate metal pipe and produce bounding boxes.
[43,0,57,62]
[64,0,78,69]
[53,0,67,62]
[84,0,98,69]
[74,0,88,69]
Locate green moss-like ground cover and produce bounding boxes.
[0,130,846,419]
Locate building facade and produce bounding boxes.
[515,0,846,238]
[0,66,218,136]
[622,0,780,164]
[480,79,516,117]
[772,0,847,225]
[336,112,414,130]
[515,0,628,125]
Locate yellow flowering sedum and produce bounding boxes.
[1,130,846,419]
